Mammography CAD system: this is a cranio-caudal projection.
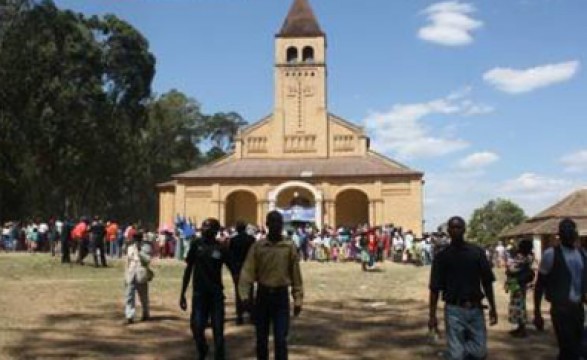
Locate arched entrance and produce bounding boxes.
[225,190,258,227]
[336,189,369,227]
[268,181,323,228]
[276,187,315,209]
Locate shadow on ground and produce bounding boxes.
[4,296,558,360]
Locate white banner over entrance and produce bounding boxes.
[276,206,316,223]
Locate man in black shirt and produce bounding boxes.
[90,216,107,267]
[228,221,255,325]
[429,216,497,360]
[180,218,233,360]
[61,218,73,264]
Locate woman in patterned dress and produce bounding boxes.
[505,239,535,338]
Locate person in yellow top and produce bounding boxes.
[239,210,303,360]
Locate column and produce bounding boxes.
[213,200,225,225]
[257,200,267,226]
[369,200,376,226]
[315,196,323,230]
[375,199,384,226]
[533,235,543,263]
[175,183,186,218]
[323,199,335,228]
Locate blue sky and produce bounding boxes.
[54,0,587,230]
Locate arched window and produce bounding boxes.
[302,46,314,62]
[286,47,298,63]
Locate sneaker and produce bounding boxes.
[125,318,134,325]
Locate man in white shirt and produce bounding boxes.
[495,241,506,268]
[124,231,152,324]
[534,218,587,360]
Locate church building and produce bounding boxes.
[158,0,424,234]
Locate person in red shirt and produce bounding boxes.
[73,218,90,265]
[368,229,377,267]
[106,221,119,257]
[383,229,391,260]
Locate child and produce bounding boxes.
[504,240,534,338]
[331,243,339,262]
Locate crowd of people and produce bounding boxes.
[1,217,148,266]
[1,218,450,270]
[2,215,586,360]
[286,225,448,269]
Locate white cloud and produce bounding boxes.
[424,171,494,229]
[424,171,580,231]
[483,61,580,94]
[500,173,572,198]
[499,173,581,217]
[418,1,483,46]
[561,149,587,173]
[457,151,499,170]
[364,89,493,159]
[461,102,495,116]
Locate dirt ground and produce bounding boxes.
[0,253,558,359]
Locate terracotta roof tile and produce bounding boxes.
[278,0,324,38]
[173,153,422,180]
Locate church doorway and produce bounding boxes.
[335,189,369,227]
[268,181,323,228]
[225,190,258,227]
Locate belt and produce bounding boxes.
[258,284,288,294]
[446,299,483,309]
[552,300,583,308]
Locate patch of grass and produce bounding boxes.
[0,254,558,359]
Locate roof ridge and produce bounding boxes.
[328,113,364,132]
[367,150,416,172]
[239,114,272,135]
[278,0,324,38]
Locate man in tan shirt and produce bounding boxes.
[239,211,303,360]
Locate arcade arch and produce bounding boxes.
[225,190,258,227]
[335,189,369,227]
[268,181,323,228]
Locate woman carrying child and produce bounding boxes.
[504,239,535,338]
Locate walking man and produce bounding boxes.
[90,216,107,267]
[179,218,233,360]
[534,218,587,360]
[75,217,90,265]
[239,211,304,360]
[125,231,151,324]
[228,221,255,325]
[428,216,497,360]
[61,218,73,264]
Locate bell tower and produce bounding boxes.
[273,0,328,158]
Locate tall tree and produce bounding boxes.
[0,0,32,41]
[0,2,105,218]
[0,1,155,220]
[0,1,246,223]
[468,199,527,245]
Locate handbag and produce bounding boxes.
[136,266,154,284]
[147,267,154,282]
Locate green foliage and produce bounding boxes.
[468,199,527,245]
[0,1,246,223]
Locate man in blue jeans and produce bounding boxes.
[534,218,587,360]
[179,218,233,360]
[428,216,498,360]
[239,211,304,360]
